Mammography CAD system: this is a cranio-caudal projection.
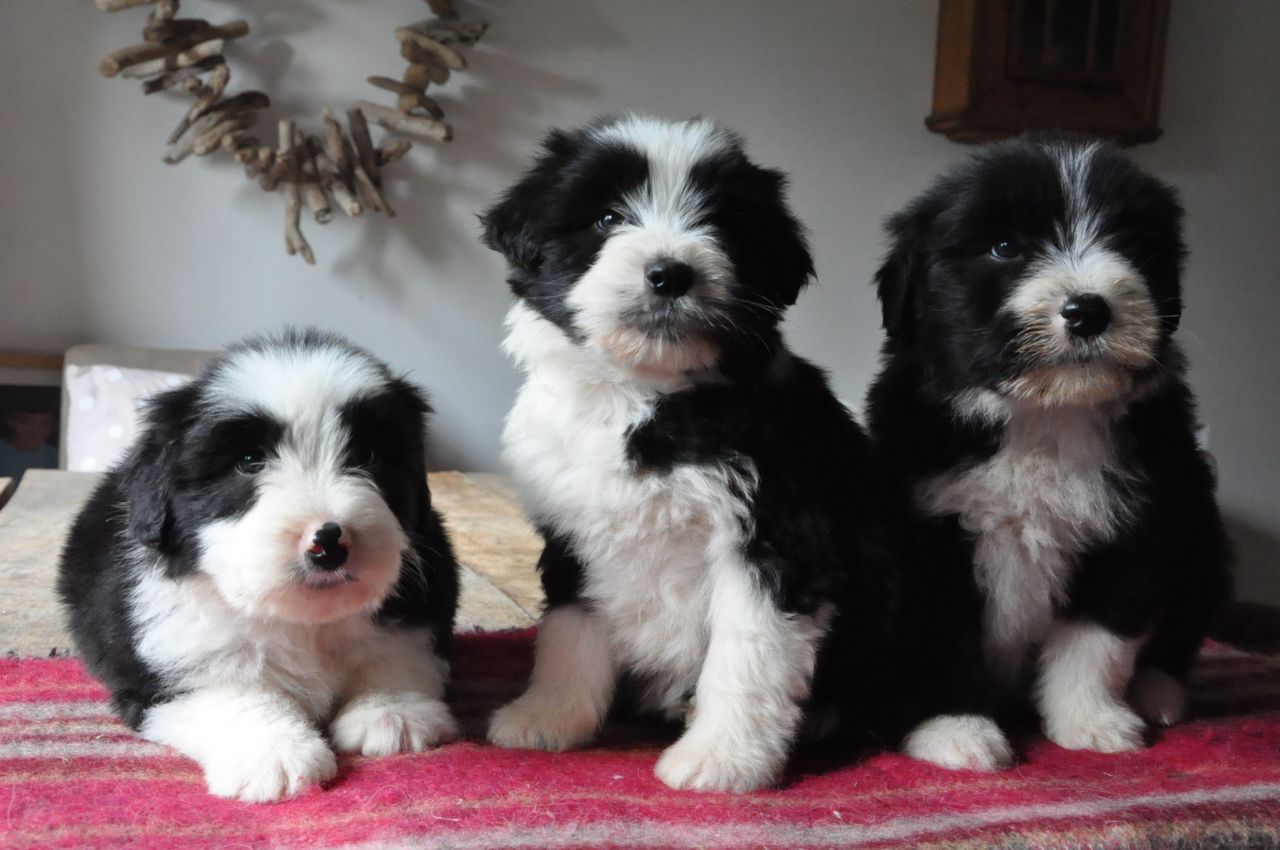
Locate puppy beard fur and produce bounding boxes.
[999,249,1160,408]
[197,469,408,625]
[566,225,733,381]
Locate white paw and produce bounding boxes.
[1128,668,1186,727]
[903,714,1014,772]
[330,693,460,756]
[654,730,782,793]
[488,692,600,751]
[1045,701,1146,753]
[203,734,337,803]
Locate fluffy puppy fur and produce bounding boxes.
[481,115,916,792]
[58,329,460,802]
[867,135,1233,768]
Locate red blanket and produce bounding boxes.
[3,631,1279,849]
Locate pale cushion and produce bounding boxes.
[63,365,191,473]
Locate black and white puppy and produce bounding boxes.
[867,135,1233,767]
[481,115,909,792]
[58,329,460,802]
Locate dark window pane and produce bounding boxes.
[1020,0,1047,66]
[1050,0,1090,70]
[1094,0,1121,74]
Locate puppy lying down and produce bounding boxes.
[58,328,460,802]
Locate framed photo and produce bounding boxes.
[0,352,63,483]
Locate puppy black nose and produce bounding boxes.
[308,522,348,570]
[645,260,695,298]
[1061,294,1111,338]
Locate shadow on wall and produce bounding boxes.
[1223,515,1280,607]
[378,0,623,272]
[216,0,620,283]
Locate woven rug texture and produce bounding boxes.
[3,630,1280,850]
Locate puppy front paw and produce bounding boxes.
[1128,668,1187,727]
[331,693,461,757]
[903,714,1014,772]
[654,731,782,793]
[487,692,600,751]
[203,733,337,803]
[1045,701,1145,753]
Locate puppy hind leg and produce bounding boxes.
[1036,619,1145,752]
[330,628,460,756]
[488,604,615,751]
[1127,621,1203,727]
[141,687,336,803]
[1127,668,1186,727]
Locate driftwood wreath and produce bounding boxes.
[95,0,487,264]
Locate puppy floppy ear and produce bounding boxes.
[698,155,815,307]
[481,128,578,277]
[875,205,933,340]
[1142,179,1186,335]
[119,383,197,552]
[767,196,815,308]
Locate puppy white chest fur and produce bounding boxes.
[504,312,754,711]
[129,558,415,720]
[916,399,1132,678]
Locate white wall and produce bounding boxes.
[3,1,1277,602]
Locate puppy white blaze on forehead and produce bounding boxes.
[591,116,739,227]
[568,118,740,380]
[207,343,390,424]
[196,344,408,625]
[1052,139,1105,252]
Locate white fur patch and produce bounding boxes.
[1037,620,1145,753]
[1051,138,1104,254]
[568,228,732,381]
[330,628,457,755]
[903,714,1014,772]
[654,584,830,793]
[206,342,387,424]
[1001,246,1159,408]
[330,693,458,756]
[196,468,406,625]
[141,687,337,803]
[488,604,615,751]
[917,401,1133,683]
[132,568,456,799]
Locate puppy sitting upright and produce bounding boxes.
[482,115,906,792]
[868,136,1232,764]
[58,329,460,802]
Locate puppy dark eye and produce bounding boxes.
[990,235,1024,260]
[596,210,626,231]
[236,451,267,475]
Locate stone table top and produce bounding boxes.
[0,469,544,657]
